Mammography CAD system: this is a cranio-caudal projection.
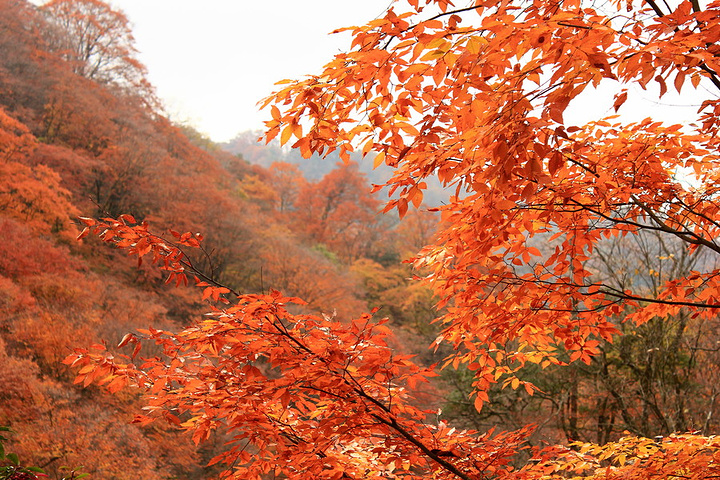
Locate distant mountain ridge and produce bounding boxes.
[221,129,448,207]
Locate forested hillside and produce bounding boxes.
[3,0,720,479]
[0,1,438,477]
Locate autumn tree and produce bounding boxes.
[293,161,383,263]
[266,0,720,408]
[40,0,150,95]
[266,161,306,214]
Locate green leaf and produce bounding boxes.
[75,473,90,479]
[7,452,19,465]
[0,441,4,460]
[27,467,45,473]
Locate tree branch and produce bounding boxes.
[370,413,474,480]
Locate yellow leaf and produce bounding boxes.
[280,125,293,145]
[373,151,386,169]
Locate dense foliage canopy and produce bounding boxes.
[267,0,720,409]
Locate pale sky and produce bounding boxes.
[112,1,392,142]
[112,0,709,143]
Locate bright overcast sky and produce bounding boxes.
[33,0,710,143]
[112,1,392,142]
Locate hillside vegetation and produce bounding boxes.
[0,1,438,477]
